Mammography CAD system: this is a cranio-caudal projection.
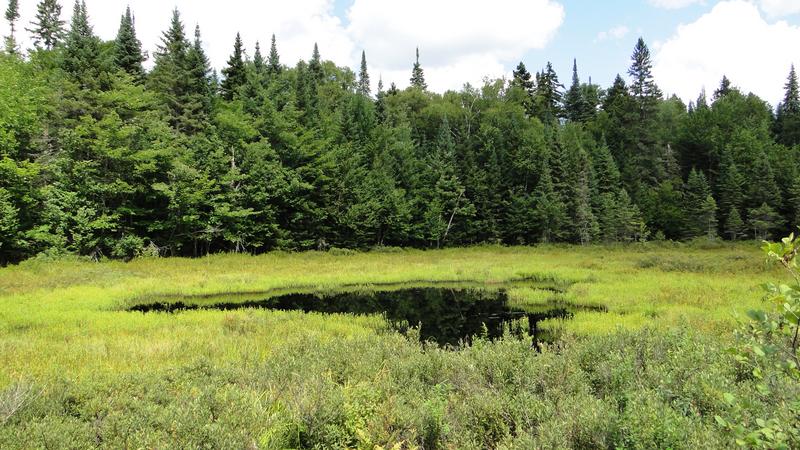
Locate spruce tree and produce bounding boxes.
[533,62,564,124]
[700,194,718,240]
[27,0,66,50]
[748,203,781,241]
[410,47,426,90]
[221,32,246,100]
[716,148,744,220]
[113,6,145,80]
[183,25,213,133]
[628,37,662,112]
[308,43,323,83]
[62,1,101,84]
[253,41,264,75]
[512,61,534,114]
[4,0,19,53]
[747,151,781,210]
[684,168,713,238]
[267,34,281,75]
[724,208,745,240]
[357,50,370,96]
[776,65,800,146]
[532,155,568,243]
[564,59,589,123]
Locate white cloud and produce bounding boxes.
[649,0,704,9]
[596,25,630,42]
[0,0,565,94]
[758,0,800,18]
[653,0,800,105]
[346,0,564,92]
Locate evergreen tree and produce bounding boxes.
[27,0,65,50]
[183,25,213,132]
[574,172,599,244]
[747,151,781,210]
[716,148,744,221]
[724,208,745,241]
[253,41,264,75]
[684,168,713,238]
[592,143,622,194]
[628,37,662,112]
[357,50,370,96]
[748,203,782,241]
[62,0,101,84]
[267,34,281,75]
[4,0,19,54]
[700,194,718,240]
[627,37,665,186]
[532,156,567,243]
[511,61,534,115]
[113,6,145,80]
[776,65,800,146]
[615,189,648,242]
[308,43,323,83]
[221,32,246,100]
[410,47,426,90]
[713,75,732,101]
[533,62,563,124]
[564,59,589,123]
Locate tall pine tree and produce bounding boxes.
[4,0,19,54]
[564,59,589,123]
[62,0,101,85]
[776,65,800,147]
[27,0,65,50]
[267,34,281,76]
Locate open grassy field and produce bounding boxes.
[1,243,797,448]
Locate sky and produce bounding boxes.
[2,0,800,106]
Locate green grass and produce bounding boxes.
[1,243,795,448]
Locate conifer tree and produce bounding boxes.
[748,203,781,241]
[253,41,264,75]
[716,148,744,220]
[267,34,281,75]
[592,143,622,195]
[713,75,732,101]
[532,155,567,243]
[308,43,323,83]
[628,37,662,113]
[725,208,745,240]
[221,32,246,100]
[113,6,145,81]
[564,59,589,123]
[183,25,213,132]
[27,0,65,50]
[747,151,781,210]
[4,0,19,54]
[410,47,426,90]
[357,50,370,96]
[700,194,718,240]
[684,168,712,238]
[776,65,800,146]
[511,61,534,114]
[533,62,563,124]
[62,1,101,83]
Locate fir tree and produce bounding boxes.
[308,43,323,84]
[747,151,781,210]
[357,50,370,96]
[221,32,246,100]
[532,155,568,243]
[684,168,712,238]
[410,47,426,90]
[4,0,19,54]
[776,65,800,146]
[113,6,145,80]
[62,1,101,84]
[27,0,66,50]
[748,203,782,241]
[700,194,718,240]
[533,62,564,124]
[512,61,534,93]
[253,41,264,75]
[564,59,589,123]
[267,34,281,75]
[716,148,744,220]
[724,208,745,240]
[183,25,213,132]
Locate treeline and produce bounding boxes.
[2,1,800,262]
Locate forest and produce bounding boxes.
[2,0,800,264]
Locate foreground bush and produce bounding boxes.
[1,326,797,449]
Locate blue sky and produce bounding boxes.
[3,0,800,104]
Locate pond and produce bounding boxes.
[130,284,603,347]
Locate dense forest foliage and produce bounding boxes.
[2,1,800,263]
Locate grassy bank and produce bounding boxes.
[1,243,795,448]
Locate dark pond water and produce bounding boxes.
[131,287,602,347]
